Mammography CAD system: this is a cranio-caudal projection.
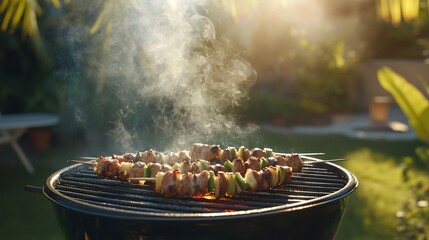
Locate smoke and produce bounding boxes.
[57,0,256,152]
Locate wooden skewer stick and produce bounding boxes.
[275,152,325,156]
[301,156,348,163]
[127,177,156,181]
[68,160,95,165]
[80,157,97,160]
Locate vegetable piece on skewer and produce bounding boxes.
[224,159,234,172]
[226,173,236,197]
[208,171,215,193]
[235,172,248,193]
[267,166,279,188]
[244,169,258,191]
[155,172,165,193]
[264,148,275,158]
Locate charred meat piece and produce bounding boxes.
[177,151,191,162]
[149,163,163,177]
[267,157,277,166]
[128,161,146,178]
[162,164,173,173]
[233,158,246,176]
[248,156,262,171]
[250,148,265,158]
[190,143,210,160]
[220,148,231,163]
[177,172,194,198]
[140,149,158,163]
[195,170,209,194]
[286,154,303,172]
[260,168,271,190]
[216,171,228,199]
[96,157,121,178]
[209,145,221,164]
[112,153,135,162]
[161,170,181,197]
[276,156,288,166]
[210,164,226,175]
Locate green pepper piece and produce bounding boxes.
[235,172,248,191]
[208,171,215,192]
[260,157,269,169]
[144,163,151,177]
[228,147,237,160]
[264,148,275,158]
[135,152,141,162]
[197,160,209,172]
[224,159,234,172]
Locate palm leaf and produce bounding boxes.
[378,67,429,143]
[1,0,17,31]
[0,0,66,37]
[11,0,25,31]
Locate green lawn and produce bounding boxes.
[0,130,426,239]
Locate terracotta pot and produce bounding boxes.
[27,127,52,151]
[370,96,391,124]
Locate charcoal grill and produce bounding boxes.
[35,160,357,240]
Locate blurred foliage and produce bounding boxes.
[0,30,61,113]
[363,0,429,59]
[380,66,429,239]
[0,0,68,37]
[238,29,358,125]
[396,158,429,240]
[209,1,364,125]
[376,0,426,25]
[378,67,429,143]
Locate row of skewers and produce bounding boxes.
[71,143,345,199]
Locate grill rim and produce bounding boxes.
[43,162,358,221]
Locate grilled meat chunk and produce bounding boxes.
[96,157,121,178]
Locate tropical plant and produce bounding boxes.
[0,0,68,37]
[376,0,429,25]
[379,69,429,240]
[377,67,429,161]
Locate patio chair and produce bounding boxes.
[0,113,59,173]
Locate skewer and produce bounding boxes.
[80,156,98,160]
[68,160,95,165]
[127,177,156,181]
[68,157,348,166]
[274,152,325,156]
[301,156,348,163]
[78,152,325,161]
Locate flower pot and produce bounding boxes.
[27,127,52,151]
[370,96,391,124]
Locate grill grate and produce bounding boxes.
[53,163,348,214]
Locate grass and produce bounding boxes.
[0,129,427,239]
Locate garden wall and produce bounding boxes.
[357,59,429,110]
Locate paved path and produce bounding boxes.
[262,108,417,141]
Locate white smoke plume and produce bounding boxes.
[59,0,256,152]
